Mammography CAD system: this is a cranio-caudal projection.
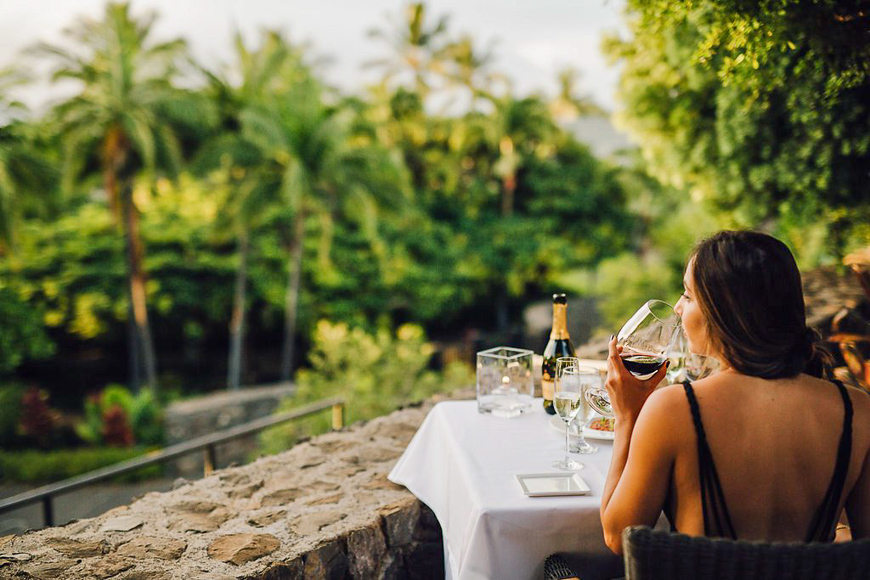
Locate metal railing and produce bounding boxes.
[0,396,345,528]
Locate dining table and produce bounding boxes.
[388,397,625,580]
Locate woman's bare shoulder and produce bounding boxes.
[844,382,870,409]
[843,383,870,437]
[646,382,689,409]
[636,383,694,439]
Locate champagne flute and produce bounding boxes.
[552,362,585,470]
[586,299,680,418]
[554,358,597,453]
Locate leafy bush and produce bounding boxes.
[18,387,59,448]
[594,253,681,334]
[0,287,54,374]
[0,447,161,483]
[75,385,164,447]
[128,389,164,445]
[259,320,473,455]
[0,382,25,448]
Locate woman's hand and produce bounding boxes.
[605,336,669,423]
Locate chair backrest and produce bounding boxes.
[622,525,870,580]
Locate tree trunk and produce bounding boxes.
[227,227,249,390]
[103,125,157,393]
[280,210,305,383]
[127,300,142,392]
[501,173,516,217]
[122,183,158,392]
[499,136,516,217]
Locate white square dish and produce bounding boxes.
[516,473,591,497]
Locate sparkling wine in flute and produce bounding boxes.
[554,392,583,420]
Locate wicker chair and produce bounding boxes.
[622,525,870,580]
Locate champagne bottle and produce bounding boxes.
[542,293,575,415]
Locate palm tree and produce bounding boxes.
[240,79,409,381]
[0,68,57,253]
[487,95,558,216]
[36,2,209,393]
[365,2,451,99]
[197,30,304,390]
[456,92,558,330]
[550,67,604,120]
[441,34,506,111]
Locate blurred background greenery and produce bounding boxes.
[0,1,867,481]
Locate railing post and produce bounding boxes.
[332,402,344,430]
[203,444,217,477]
[42,496,53,528]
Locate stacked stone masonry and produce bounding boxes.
[1,395,463,579]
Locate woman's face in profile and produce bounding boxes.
[674,260,711,356]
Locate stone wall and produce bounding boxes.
[3,395,463,579]
[164,383,295,476]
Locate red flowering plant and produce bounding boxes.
[17,387,60,448]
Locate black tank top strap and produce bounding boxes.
[805,379,853,542]
[682,380,738,539]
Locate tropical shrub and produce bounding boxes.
[17,387,59,448]
[75,385,164,446]
[259,320,473,454]
[0,286,54,374]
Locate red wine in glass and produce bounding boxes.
[620,353,666,378]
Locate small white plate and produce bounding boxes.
[516,473,591,497]
[549,415,615,441]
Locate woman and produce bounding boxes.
[599,230,870,554]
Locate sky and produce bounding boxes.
[0,0,628,113]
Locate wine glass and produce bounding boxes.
[665,329,687,384]
[684,351,720,381]
[552,362,586,470]
[586,299,680,418]
[554,358,598,455]
[570,366,599,455]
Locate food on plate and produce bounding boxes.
[587,417,615,432]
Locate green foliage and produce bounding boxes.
[594,253,681,333]
[0,2,645,412]
[0,382,24,447]
[38,2,215,191]
[128,389,163,445]
[0,447,160,483]
[75,384,163,446]
[592,156,725,331]
[259,320,473,454]
[17,386,59,448]
[606,0,870,256]
[0,286,54,373]
[77,395,103,446]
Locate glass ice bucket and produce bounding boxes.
[476,347,534,417]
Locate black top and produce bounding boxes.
[671,378,853,542]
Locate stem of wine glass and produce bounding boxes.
[564,418,571,463]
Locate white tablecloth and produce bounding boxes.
[388,399,622,580]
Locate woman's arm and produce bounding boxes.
[845,392,870,540]
[599,336,678,554]
[600,390,681,553]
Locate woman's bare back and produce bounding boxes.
[666,372,870,541]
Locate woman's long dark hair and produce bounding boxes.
[690,231,830,379]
